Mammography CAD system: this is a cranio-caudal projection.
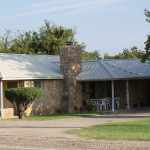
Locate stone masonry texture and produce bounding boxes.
[3,45,83,117]
[60,45,83,113]
[25,80,64,116]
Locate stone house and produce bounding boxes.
[0,44,150,118]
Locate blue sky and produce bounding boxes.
[0,0,150,56]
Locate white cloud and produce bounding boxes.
[20,0,70,11]
[0,0,127,20]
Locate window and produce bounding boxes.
[89,82,95,98]
[34,81,41,88]
[7,82,18,89]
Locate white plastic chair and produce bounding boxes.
[90,99,97,106]
[99,99,107,110]
[114,97,120,109]
[105,97,111,109]
[90,99,99,110]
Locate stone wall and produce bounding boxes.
[60,45,83,112]
[1,108,14,119]
[24,79,64,116]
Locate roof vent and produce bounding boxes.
[65,41,73,46]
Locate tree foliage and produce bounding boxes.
[82,50,102,60]
[0,20,79,55]
[104,46,145,59]
[142,9,150,62]
[0,19,148,61]
[145,9,150,23]
[0,20,103,60]
[104,53,115,59]
[5,87,43,119]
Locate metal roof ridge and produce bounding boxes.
[0,53,59,57]
[99,61,117,78]
[82,60,99,62]
[102,58,140,61]
[103,61,139,77]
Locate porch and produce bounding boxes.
[82,79,150,111]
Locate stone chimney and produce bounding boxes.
[60,42,82,113]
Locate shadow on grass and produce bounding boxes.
[87,115,150,119]
[3,111,113,121]
[0,124,149,129]
[3,111,150,121]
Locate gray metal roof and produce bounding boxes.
[103,58,150,77]
[76,61,112,80]
[0,53,63,80]
[76,59,150,81]
[0,53,149,81]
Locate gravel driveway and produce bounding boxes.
[0,110,150,150]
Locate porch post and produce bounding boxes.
[126,80,130,109]
[0,80,3,117]
[111,80,115,111]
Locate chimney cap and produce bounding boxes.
[65,41,73,46]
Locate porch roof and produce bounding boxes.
[77,59,150,81]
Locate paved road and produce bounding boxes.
[0,111,150,150]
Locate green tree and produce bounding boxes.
[104,53,114,59]
[145,9,150,23]
[121,48,136,58]
[0,29,12,53]
[103,47,145,59]
[39,20,76,55]
[124,52,136,58]
[0,40,2,52]
[82,50,102,60]
[122,48,130,56]
[10,31,34,54]
[142,9,150,62]
[5,87,43,119]
[114,53,124,59]
[1,20,79,55]
[131,46,145,58]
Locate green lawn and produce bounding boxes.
[67,118,150,141]
[4,111,113,121]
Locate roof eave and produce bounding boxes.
[76,76,150,82]
[2,76,64,81]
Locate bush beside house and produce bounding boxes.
[5,87,43,119]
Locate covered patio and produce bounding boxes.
[81,79,150,111]
[77,59,150,111]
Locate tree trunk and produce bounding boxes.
[19,114,24,119]
[18,106,24,119]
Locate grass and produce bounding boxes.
[67,118,150,141]
[3,111,113,121]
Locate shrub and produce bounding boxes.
[87,104,96,111]
[5,87,43,119]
